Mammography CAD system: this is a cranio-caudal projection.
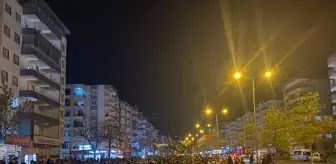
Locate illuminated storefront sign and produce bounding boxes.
[4,135,31,146]
[79,145,91,150]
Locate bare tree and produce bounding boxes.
[102,117,119,159]
[76,114,105,159]
[0,82,33,140]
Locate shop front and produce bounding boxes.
[3,134,32,163]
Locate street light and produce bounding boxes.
[233,71,273,161]
[186,137,189,141]
[222,108,228,114]
[234,72,241,79]
[207,124,211,127]
[200,129,204,134]
[196,134,199,137]
[196,124,200,128]
[188,134,192,137]
[192,137,195,141]
[206,108,212,115]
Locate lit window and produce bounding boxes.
[11,97,19,108]
[74,87,84,96]
[326,134,332,139]
[315,116,322,120]
[76,100,84,106]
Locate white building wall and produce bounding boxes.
[0,0,22,97]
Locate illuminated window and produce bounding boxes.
[74,87,85,96]
[11,97,19,108]
[76,100,84,106]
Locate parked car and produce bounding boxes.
[309,152,327,162]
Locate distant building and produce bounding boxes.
[63,84,134,159]
[283,78,332,115]
[328,54,336,116]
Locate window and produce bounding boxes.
[90,120,97,126]
[90,110,97,116]
[14,33,20,45]
[76,100,84,106]
[12,76,18,87]
[74,87,85,96]
[61,60,65,69]
[91,89,97,96]
[62,142,70,149]
[1,70,8,82]
[65,88,71,95]
[61,77,65,85]
[2,47,9,60]
[64,131,69,136]
[15,12,21,23]
[5,3,11,15]
[91,100,97,106]
[61,44,65,53]
[60,93,64,103]
[13,54,19,65]
[3,25,10,38]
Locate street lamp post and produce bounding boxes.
[234,71,272,161]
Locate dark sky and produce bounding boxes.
[46,0,336,136]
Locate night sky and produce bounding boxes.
[46,0,336,136]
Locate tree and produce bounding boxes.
[241,117,255,149]
[0,82,33,141]
[102,117,119,159]
[287,92,334,164]
[77,114,105,159]
[260,108,291,152]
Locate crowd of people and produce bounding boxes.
[1,154,275,164]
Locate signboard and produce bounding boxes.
[4,135,31,146]
[33,136,59,146]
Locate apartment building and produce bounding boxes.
[131,110,159,157]
[0,0,22,97]
[255,100,283,128]
[63,84,134,158]
[11,0,70,160]
[328,54,336,116]
[283,78,332,115]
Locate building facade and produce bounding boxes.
[328,54,336,116]
[62,84,136,159]
[15,0,70,160]
[283,78,332,115]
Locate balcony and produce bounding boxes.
[332,93,336,103]
[20,90,59,108]
[22,29,61,73]
[15,111,59,126]
[22,45,60,73]
[329,68,336,80]
[21,69,60,90]
[328,55,336,68]
[20,0,70,39]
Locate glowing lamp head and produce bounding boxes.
[234,72,241,79]
[265,71,272,78]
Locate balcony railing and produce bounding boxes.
[20,90,59,108]
[21,45,60,73]
[21,69,60,90]
[16,111,59,126]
